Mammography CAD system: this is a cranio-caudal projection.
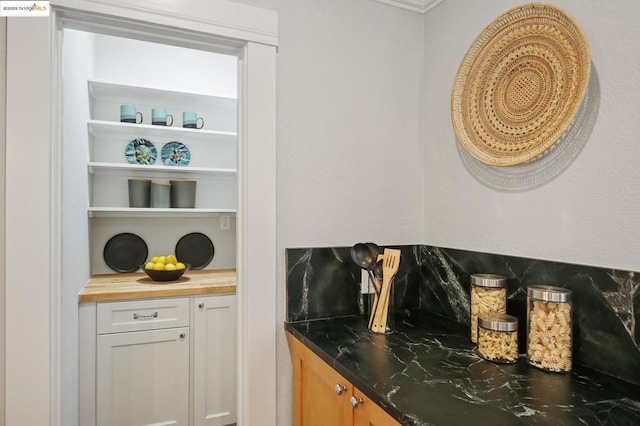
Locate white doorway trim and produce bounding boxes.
[4,1,277,425]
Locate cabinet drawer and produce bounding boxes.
[97,298,189,334]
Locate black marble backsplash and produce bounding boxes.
[285,245,640,385]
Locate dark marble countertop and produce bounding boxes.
[285,312,640,426]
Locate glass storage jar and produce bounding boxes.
[470,274,507,343]
[477,312,519,364]
[526,285,573,372]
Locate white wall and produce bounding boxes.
[236,0,640,423]
[423,0,640,272]
[92,34,237,98]
[233,0,424,423]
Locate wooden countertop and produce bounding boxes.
[78,269,236,302]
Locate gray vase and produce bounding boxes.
[128,178,151,208]
[170,179,197,208]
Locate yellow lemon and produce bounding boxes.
[164,263,177,271]
[166,254,177,265]
[158,256,166,264]
[153,262,165,271]
[151,256,160,263]
[175,262,186,270]
[144,261,155,270]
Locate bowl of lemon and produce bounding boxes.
[141,254,190,282]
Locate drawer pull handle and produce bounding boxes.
[133,312,158,320]
[334,384,347,395]
[179,332,186,339]
[198,303,205,309]
[350,396,363,408]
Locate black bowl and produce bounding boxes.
[141,263,190,282]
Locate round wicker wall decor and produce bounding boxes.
[451,3,590,167]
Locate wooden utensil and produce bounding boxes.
[370,249,401,333]
[367,254,384,329]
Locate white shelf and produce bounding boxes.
[88,120,237,141]
[88,207,236,218]
[88,79,237,109]
[87,78,238,218]
[88,162,237,175]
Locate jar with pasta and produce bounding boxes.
[477,312,519,364]
[526,285,573,372]
[470,274,507,343]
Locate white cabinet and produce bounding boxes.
[81,294,237,426]
[87,80,238,218]
[96,297,191,426]
[97,327,190,426]
[192,295,237,426]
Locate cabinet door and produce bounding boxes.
[288,332,353,426]
[352,388,400,426]
[97,327,189,426]
[192,295,237,426]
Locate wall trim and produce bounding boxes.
[0,16,6,426]
[371,0,446,14]
[52,0,278,46]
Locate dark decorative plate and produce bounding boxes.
[103,232,148,273]
[175,232,214,270]
[161,141,191,166]
[125,138,157,165]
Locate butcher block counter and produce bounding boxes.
[78,268,236,302]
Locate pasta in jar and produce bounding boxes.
[526,285,573,372]
[477,313,519,363]
[470,274,507,343]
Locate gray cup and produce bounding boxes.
[170,179,196,208]
[128,178,151,207]
[150,182,171,208]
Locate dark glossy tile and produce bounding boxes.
[285,244,640,385]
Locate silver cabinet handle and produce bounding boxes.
[334,384,347,395]
[133,312,158,320]
[198,303,205,309]
[179,332,186,339]
[350,396,363,408]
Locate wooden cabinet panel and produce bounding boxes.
[352,388,399,426]
[289,332,352,426]
[287,332,399,426]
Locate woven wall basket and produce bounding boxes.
[451,3,590,167]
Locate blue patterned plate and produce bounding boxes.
[125,138,157,165]
[161,141,191,167]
